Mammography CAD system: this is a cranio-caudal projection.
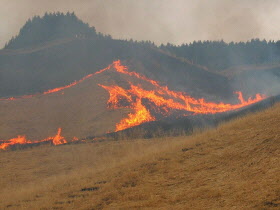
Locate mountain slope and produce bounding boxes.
[0,66,130,140]
[0,37,232,101]
[229,65,280,97]
[0,13,233,101]
[0,60,265,143]
[0,103,279,209]
[2,14,280,102]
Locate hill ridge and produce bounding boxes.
[4,12,98,50]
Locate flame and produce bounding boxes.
[0,64,113,101]
[0,135,31,150]
[99,60,266,131]
[0,128,76,150]
[116,99,155,131]
[50,127,67,145]
[0,60,266,150]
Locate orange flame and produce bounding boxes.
[0,64,113,101]
[50,127,67,145]
[116,99,155,131]
[0,128,76,150]
[99,60,266,131]
[0,135,31,150]
[0,60,266,150]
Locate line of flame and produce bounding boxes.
[0,60,266,149]
[0,128,78,150]
[99,61,266,131]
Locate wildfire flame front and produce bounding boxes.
[0,60,266,150]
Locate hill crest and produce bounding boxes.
[4,12,98,50]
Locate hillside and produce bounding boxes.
[226,64,280,97]
[0,103,279,209]
[4,12,98,49]
[0,37,232,101]
[160,42,280,97]
[0,59,266,146]
[2,14,279,102]
[160,40,280,72]
[1,10,280,210]
[0,62,140,140]
[0,13,238,101]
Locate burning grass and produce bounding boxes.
[0,103,280,209]
[0,60,266,151]
[99,60,265,131]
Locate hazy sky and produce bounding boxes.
[1,0,280,48]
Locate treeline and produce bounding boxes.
[5,12,280,72]
[5,12,112,49]
[160,39,280,71]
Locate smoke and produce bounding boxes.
[1,0,280,48]
[231,67,280,99]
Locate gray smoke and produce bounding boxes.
[1,0,280,48]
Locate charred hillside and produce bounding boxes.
[1,13,280,101]
[109,94,280,140]
[0,60,265,150]
[0,13,232,101]
[0,13,279,144]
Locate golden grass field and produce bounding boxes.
[0,103,280,209]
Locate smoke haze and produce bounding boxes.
[1,0,280,48]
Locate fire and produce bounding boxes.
[0,135,31,150]
[116,99,155,131]
[0,128,76,150]
[0,60,266,150]
[50,128,67,145]
[99,61,266,131]
[0,64,113,101]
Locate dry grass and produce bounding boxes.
[0,70,132,140]
[1,104,280,209]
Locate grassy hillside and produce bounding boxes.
[0,103,279,209]
[0,68,133,140]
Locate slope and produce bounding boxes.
[0,103,279,209]
[2,14,279,101]
[228,65,280,97]
[5,35,279,104]
[0,60,264,145]
[0,64,131,140]
[0,37,231,101]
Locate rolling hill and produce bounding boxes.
[0,13,274,145]
[0,59,265,145]
[0,12,279,210]
[0,102,279,209]
[0,62,135,140]
[0,36,233,101]
[0,13,238,101]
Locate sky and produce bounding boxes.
[1,0,280,48]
